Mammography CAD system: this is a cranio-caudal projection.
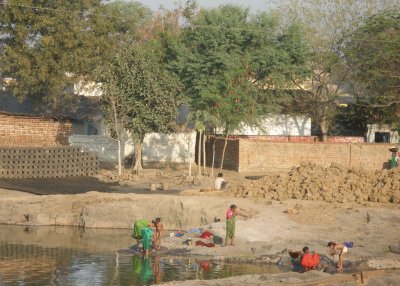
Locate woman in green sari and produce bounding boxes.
[225,204,246,246]
[132,219,153,244]
[141,227,154,256]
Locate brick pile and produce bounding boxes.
[0,147,98,178]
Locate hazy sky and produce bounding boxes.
[134,0,272,13]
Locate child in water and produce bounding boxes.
[327,241,353,271]
[152,217,164,250]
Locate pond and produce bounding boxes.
[0,225,281,285]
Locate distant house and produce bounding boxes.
[366,124,399,144]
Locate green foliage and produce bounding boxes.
[275,0,400,139]
[345,11,400,130]
[99,45,183,143]
[0,1,150,114]
[168,5,310,133]
[100,1,151,40]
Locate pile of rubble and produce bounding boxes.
[232,163,400,204]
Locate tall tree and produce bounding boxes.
[99,45,183,173]
[276,0,400,141]
[345,11,400,131]
[168,5,310,169]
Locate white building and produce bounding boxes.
[366,124,399,143]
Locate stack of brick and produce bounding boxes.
[0,147,98,178]
[0,113,98,178]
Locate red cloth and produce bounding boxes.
[195,240,215,247]
[199,230,213,239]
[301,253,320,269]
[200,261,211,271]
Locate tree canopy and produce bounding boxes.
[99,44,183,171]
[168,5,310,134]
[275,0,400,140]
[0,0,150,114]
[345,11,400,130]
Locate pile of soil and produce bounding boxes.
[232,163,400,204]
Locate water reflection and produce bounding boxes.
[0,225,281,285]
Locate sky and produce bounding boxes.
[134,0,272,13]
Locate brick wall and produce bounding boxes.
[0,113,72,147]
[205,137,240,171]
[206,138,394,173]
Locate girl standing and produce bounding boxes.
[225,204,246,246]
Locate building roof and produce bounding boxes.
[0,91,102,121]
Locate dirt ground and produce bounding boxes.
[1,163,400,285]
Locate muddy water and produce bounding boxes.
[0,225,281,285]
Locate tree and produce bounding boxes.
[99,45,183,174]
[98,52,132,176]
[0,1,150,114]
[345,11,400,131]
[276,0,400,141]
[168,5,310,169]
[0,1,99,112]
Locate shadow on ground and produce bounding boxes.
[0,177,119,195]
[0,177,188,195]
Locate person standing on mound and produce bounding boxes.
[225,204,246,246]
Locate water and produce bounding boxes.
[0,225,281,285]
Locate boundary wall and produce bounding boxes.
[0,113,72,147]
[206,137,393,173]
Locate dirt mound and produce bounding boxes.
[232,163,400,204]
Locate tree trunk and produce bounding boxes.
[133,139,143,174]
[219,133,229,172]
[211,139,216,177]
[111,98,123,177]
[198,129,202,176]
[320,116,328,143]
[202,132,206,173]
[187,132,193,178]
[117,139,122,176]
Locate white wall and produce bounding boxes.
[227,115,311,136]
[69,132,197,165]
[142,132,196,163]
[69,135,118,163]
